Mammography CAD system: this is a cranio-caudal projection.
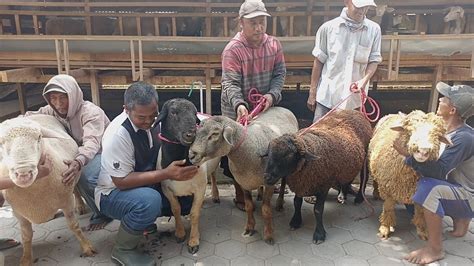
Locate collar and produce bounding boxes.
[337,8,369,29]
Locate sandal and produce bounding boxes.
[233,198,246,212]
[0,238,20,251]
[304,196,317,205]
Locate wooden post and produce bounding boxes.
[15,14,21,35]
[16,83,27,114]
[223,17,228,37]
[289,16,294,37]
[55,39,62,74]
[136,17,142,36]
[205,68,212,114]
[306,0,314,36]
[0,20,3,35]
[33,15,39,35]
[118,17,124,35]
[62,39,70,74]
[395,39,401,80]
[138,40,143,81]
[388,38,395,80]
[205,0,211,37]
[154,17,160,36]
[428,65,443,112]
[471,45,474,78]
[272,16,277,36]
[130,40,136,81]
[89,70,101,106]
[172,17,177,36]
[85,0,92,35]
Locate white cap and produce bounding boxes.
[352,0,377,8]
[239,0,271,19]
[43,85,66,96]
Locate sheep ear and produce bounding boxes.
[296,158,306,172]
[439,135,453,146]
[386,7,395,13]
[41,127,68,139]
[156,102,169,123]
[223,126,234,145]
[390,117,405,132]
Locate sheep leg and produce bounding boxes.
[275,178,286,212]
[168,195,186,243]
[210,171,220,203]
[372,180,381,200]
[289,196,303,230]
[73,187,88,215]
[312,189,328,244]
[16,214,33,266]
[378,197,396,239]
[243,189,256,236]
[413,204,428,240]
[187,192,204,254]
[262,185,274,245]
[354,159,368,204]
[62,202,96,257]
[256,186,264,201]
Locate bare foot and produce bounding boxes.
[448,218,471,237]
[404,246,444,264]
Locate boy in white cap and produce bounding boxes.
[304,0,382,204]
[394,82,474,264]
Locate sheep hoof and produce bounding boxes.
[289,217,302,230]
[337,195,346,204]
[378,225,391,239]
[243,229,256,236]
[264,237,275,245]
[312,238,325,245]
[312,231,326,244]
[187,244,199,254]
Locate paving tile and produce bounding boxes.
[201,226,231,244]
[443,239,474,258]
[196,255,230,266]
[33,257,60,266]
[350,225,382,244]
[279,240,313,260]
[181,240,215,260]
[92,261,116,266]
[342,240,380,259]
[45,228,76,245]
[231,255,264,266]
[271,229,291,244]
[199,213,218,231]
[154,238,183,261]
[324,227,354,245]
[437,254,474,265]
[294,256,335,266]
[247,240,279,259]
[217,215,246,231]
[265,254,297,266]
[215,240,246,260]
[368,255,404,265]
[334,255,369,266]
[161,255,195,266]
[290,227,315,244]
[311,242,346,260]
[375,239,411,259]
[231,229,262,244]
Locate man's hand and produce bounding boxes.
[236,104,249,122]
[307,91,316,112]
[262,94,274,112]
[37,154,52,180]
[353,78,369,93]
[62,159,81,186]
[392,137,409,157]
[165,159,199,181]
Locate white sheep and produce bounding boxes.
[189,106,299,245]
[369,110,450,240]
[0,114,96,266]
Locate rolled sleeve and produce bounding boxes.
[312,25,328,63]
[268,40,286,105]
[368,25,382,63]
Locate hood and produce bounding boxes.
[42,74,84,119]
[233,31,269,48]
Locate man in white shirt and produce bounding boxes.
[95,82,198,266]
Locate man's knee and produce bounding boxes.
[130,189,163,222]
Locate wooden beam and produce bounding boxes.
[89,70,101,106]
[205,68,212,114]
[130,40,136,81]
[15,83,27,114]
[471,45,474,78]
[14,14,21,35]
[154,17,160,36]
[0,67,42,82]
[32,15,39,35]
[428,65,443,112]
[138,40,143,81]
[85,0,92,35]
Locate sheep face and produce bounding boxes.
[263,135,300,185]
[0,121,42,188]
[156,98,199,145]
[444,6,464,23]
[391,111,449,163]
[189,118,233,165]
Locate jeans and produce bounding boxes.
[99,187,163,233]
[76,154,108,220]
[312,102,331,123]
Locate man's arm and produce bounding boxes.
[355,62,379,90]
[221,49,247,112]
[307,58,324,112]
[265,39,286,110]
[24,105,55,117]
[112,160,198,190]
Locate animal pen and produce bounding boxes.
[0,0,473,121]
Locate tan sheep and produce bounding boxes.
[0,114,96,266]
[369,110,450,240]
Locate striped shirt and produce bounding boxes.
[221,32,286,120]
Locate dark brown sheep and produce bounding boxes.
[264,110,373,244]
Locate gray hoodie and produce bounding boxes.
[25,74,110,166]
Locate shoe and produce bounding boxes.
[111,225,155,266]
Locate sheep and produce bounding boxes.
[155,98,220,254]
[263,110,372,244]
[0,114,96,266]
[189,107,299,245]
[443,6,465,34]
[369,110,450,240]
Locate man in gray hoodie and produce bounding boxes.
[25,74,112,230]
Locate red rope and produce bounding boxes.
[158,133,181,145]
[299,83,380,136]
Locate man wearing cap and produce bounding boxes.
[304,0,382,204]
[393,82,474,264]
[24,74,112,231]
[220,0,286,210]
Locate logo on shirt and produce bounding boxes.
[113,161,121,169]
